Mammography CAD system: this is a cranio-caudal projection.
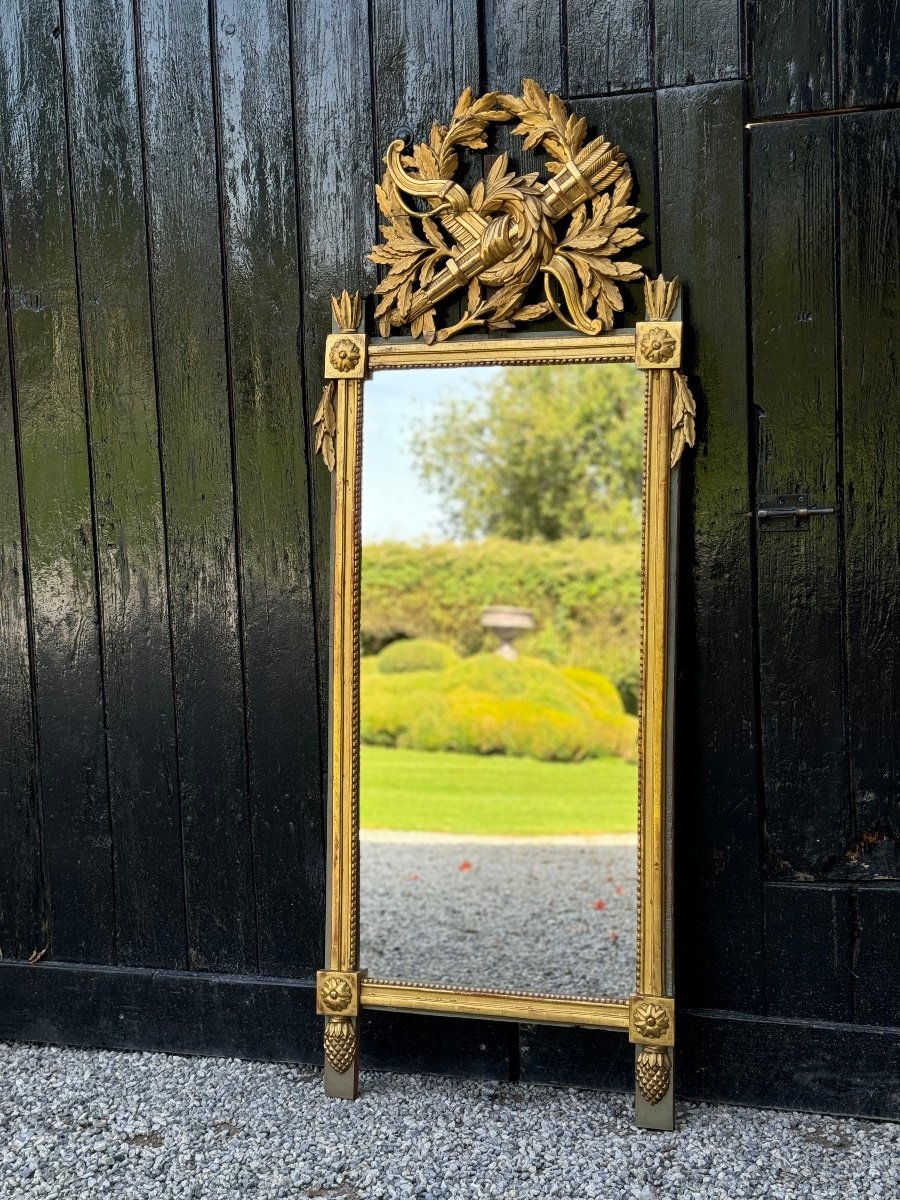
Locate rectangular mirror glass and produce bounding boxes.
[358,361,645,999]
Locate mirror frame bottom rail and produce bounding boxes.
[315,276,692,1130]
[361,981,631,1029]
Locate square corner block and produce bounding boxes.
[635,321,682,370]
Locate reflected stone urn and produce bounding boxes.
[481,606,536,661]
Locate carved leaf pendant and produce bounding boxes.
[636,1044,670,1106]
[324,1017,356,1075]
[315,382,337,472]
[670,372,697,468]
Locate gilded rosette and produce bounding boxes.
[317,969,365,1017]
[629,995,675,1046]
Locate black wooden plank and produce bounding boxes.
[0,186,45,963]
[764,883,854,1021]
[0,0,115,964]
[487,0,563,95]
[518,1024,633,1091]
[839,0,899,108]
[576,93,659,323]
[656,83,766,1012]
[136,0,256,973]
[567,0,652,97]
[212,0,325,978]
[453,0,480,92]
[751,118,848,877]
[838,110,900,880]
[372,0,480,148]
[0,960,320,1065]
[678,1009,900,1118]
[362,1011,511,1079]
[0,958,510,1080]
[62,0,186,970]
[655,0,743,88]
[290,0,377,768]
[749,0,835,118]
[855,887,900,1027]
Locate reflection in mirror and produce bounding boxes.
[359,362,645,998]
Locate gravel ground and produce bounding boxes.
[360,838,636,996]
[0,1042,896,1199]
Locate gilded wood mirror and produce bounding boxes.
[315,81,695,1130]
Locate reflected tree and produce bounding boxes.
[416,364,644,541]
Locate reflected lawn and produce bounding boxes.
[360,745,638,836]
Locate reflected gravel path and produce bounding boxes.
[360,838,637,996]
[1,1043,895,1199]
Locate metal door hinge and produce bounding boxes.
[755,493,836,532]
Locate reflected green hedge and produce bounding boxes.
[361,536,641,713]
[360,645,637,763]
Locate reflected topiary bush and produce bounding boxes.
[361,647,637,763]
[375,637,461,674]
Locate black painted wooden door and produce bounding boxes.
[0,0,897,1116]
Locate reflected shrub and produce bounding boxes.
[562,666,626,716]
[360,648,638,763]
[376,637,460,674]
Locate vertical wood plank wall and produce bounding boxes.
[0,0,897,1115]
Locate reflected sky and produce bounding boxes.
[362,366,500,543]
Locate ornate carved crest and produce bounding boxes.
[370,80,644,342]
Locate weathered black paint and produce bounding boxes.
[752,117,847,878]
[659,80,768,1016]
[63,0,186,971]
[839,110,900,883]
[138,0,258,975]
[0,148,45,965]
[567,0,651,96]
[0,0,115,965]
[0,0,896,1116]
[212,0,325,979]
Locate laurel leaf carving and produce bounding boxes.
[498,78,584,166]
[369,180,448,336]
[510,301,551,322]
[428,86,510,178]
[314,382,336,472]
[671,371,697,468]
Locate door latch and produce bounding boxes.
[755,493,836,532]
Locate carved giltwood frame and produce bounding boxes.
[315,82,695,1130]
